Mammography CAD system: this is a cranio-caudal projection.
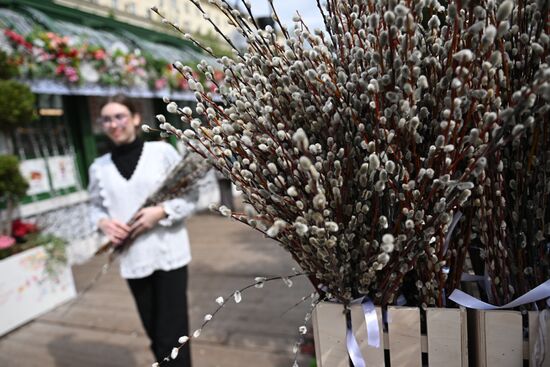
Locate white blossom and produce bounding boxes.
[167,102,178,113]
[233,290,242,303]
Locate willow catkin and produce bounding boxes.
[153,0,549,307]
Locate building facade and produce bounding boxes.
[0,0,225,264]
[54,0,239,41]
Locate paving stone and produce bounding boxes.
[0,214,316,367]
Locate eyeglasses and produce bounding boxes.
[97,113,130,128]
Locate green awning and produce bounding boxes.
[0,8,35,34]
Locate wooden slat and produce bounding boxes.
[388,307,421,367]
[528,311,550,367]
[350,305,384,367]
[426,308,468,367]
[472,310,487,367]
[482,310,523,367]
[312,302,349,367]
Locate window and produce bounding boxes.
[13,94,83,200]
[125,2,136,14]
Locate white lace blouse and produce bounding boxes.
[88,141,196,279]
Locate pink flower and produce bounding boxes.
[155,78,167,90]
[55,64,66,75]
[94,49,106,60]
[64,66,79,83]
[0,236,15,250]
[179,78,189,90]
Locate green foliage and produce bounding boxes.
[0,155,28,199]
[0,50,19,80]
[44,235,68,277]
[0,80,36,131]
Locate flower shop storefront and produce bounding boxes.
[0,0,221,336]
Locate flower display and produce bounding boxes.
[0,219,66,264]
[2,27,223,92]
[152,0,549,310]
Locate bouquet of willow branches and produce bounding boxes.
[95,150,210,255]
[151,0,549,308]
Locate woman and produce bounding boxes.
[88,94,195,366]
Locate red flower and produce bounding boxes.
[208,82,217,93]
[11,220,38,239]
[155,78,167,90]
[213,70,225,82]
[56,64,66,75]
[4,29,32,50]
[179,78,189,90]
[94,49,106,60]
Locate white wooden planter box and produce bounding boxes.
[473,309,550,367]
[313,302,468,367]
[0,245,76,336]
[313,302,550,367]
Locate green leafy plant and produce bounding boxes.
[0,155,29,236]
[0,155,29,199]
[0,231,68,280]
[0,80,36,131]
[0,50,19,80]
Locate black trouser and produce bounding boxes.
[127,266,191,367]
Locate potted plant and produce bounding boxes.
[0,49,34,153]
[0,156,75,337]
[0,217,75,336]
[0,79,36,132]
[0,155,28,236]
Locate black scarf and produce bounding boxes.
[111,138,144,180]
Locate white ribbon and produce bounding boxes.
[449,279,550,310]
[346,328,366,367]
[361,301,381,348]
[346,297,381,366]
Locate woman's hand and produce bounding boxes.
[98,218,131,246]
[129,206,166,239]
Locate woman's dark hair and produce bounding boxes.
[100,94,139,115]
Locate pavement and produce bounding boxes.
[0,213,316,367]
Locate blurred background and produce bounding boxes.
[0,0,318,366]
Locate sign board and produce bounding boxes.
[47,155,78,190]
[19,158,51,195]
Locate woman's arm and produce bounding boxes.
[88,163,130,245]
[129,143,199,237]
[157,143,199,226]
[88,163,110,230]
